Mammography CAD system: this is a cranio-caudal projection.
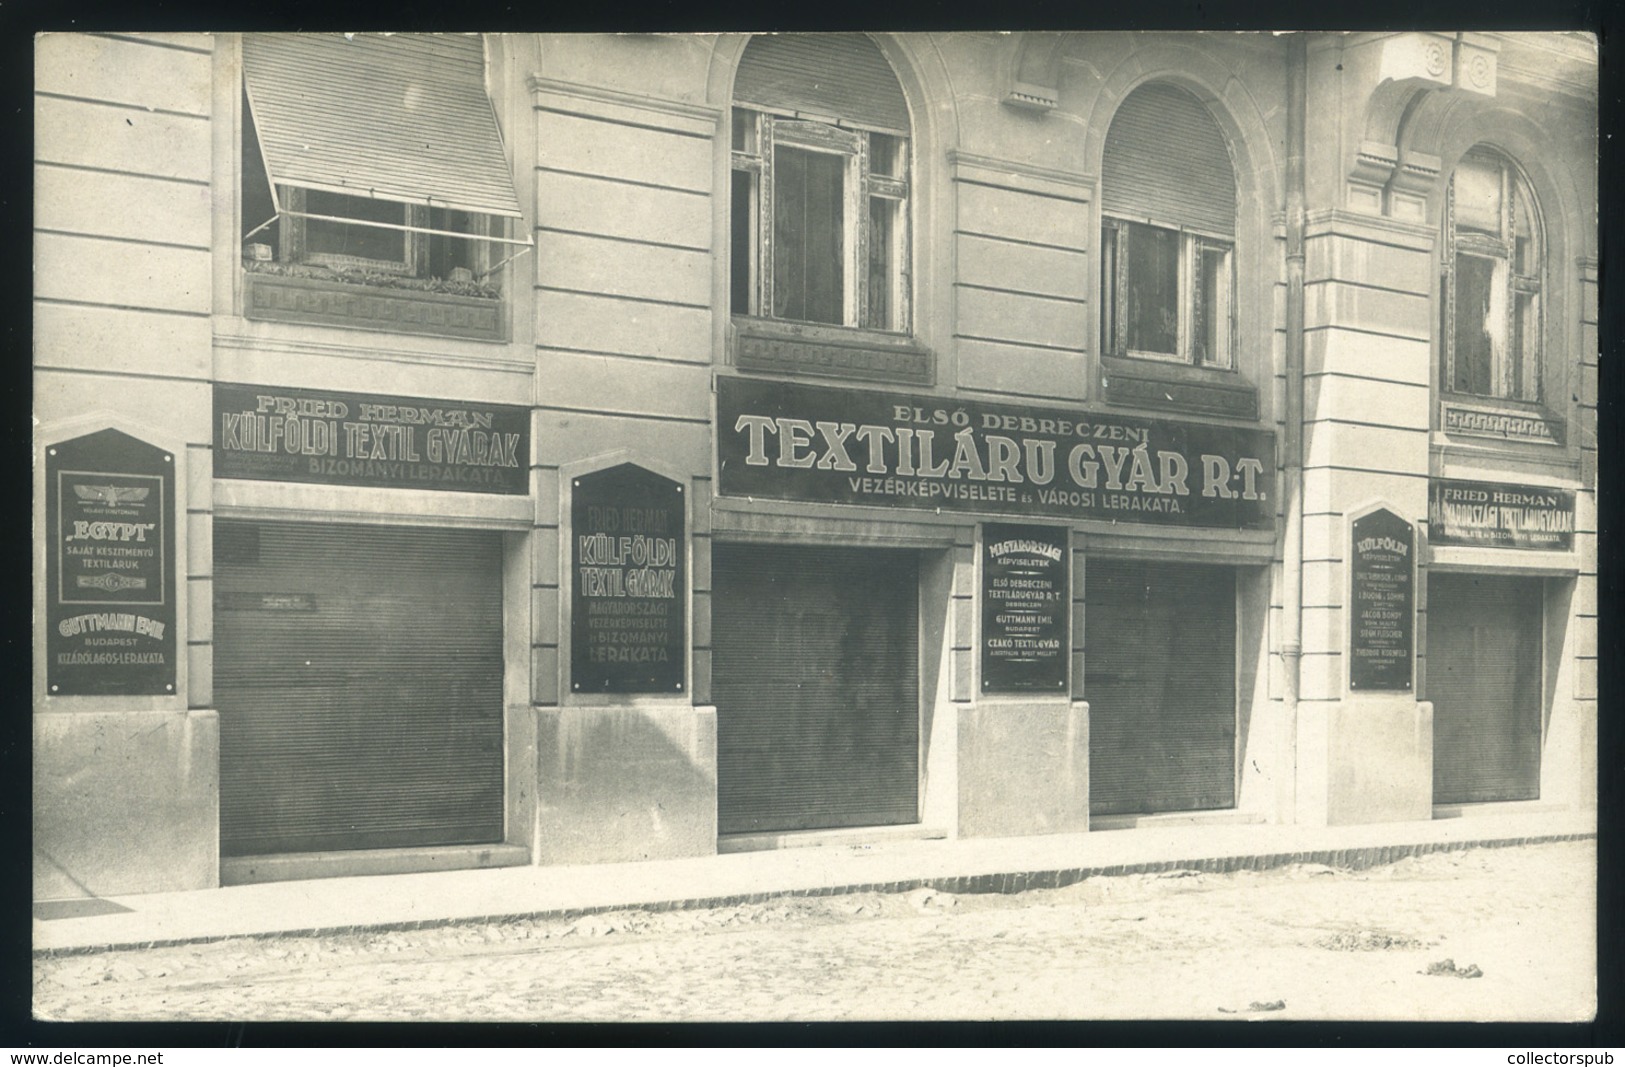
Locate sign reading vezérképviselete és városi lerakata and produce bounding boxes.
[981,522,1069,693]
[1349,507,1414,692]
[716,376,1275,529]
[213,382,529,495]
[46,428,177,696]
[1428,478,1575,551]
[571,463,686,694]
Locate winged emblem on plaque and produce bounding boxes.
[74,484,150,504]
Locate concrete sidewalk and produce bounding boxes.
[33,809,1595,955]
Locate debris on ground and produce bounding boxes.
[904,888,956,911]
[1421,958,1483,978]
[1218,999,1287,1013]
[1315,929,1431,951]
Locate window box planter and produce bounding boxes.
[243,271,505,343]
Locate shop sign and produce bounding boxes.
[980,523,1069,693]
[214,382,529,495]
[46,429,177,696]
[716,376,1274,530]
[1428,478,1574,551]
[571,464,686,694]
[1349,507,1415,693]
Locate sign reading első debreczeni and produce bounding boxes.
[46,428,178,696]
[1428,478,1575,551]
[214,382,529,494]
[716,377,1274,529]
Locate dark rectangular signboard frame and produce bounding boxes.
[1428,478,1575,551]
[1348,507,1415,693]
[570,463,687,695]
[980,522,1070,694]
[716,375,1275,530]
[46,429,178,696]
[214,382,530,495]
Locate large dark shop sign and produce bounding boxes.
[717,377,1275,529]
[571,464,686,694]
[46,429,178,696]
[1428,478,1575,551]
[214,383,529,495]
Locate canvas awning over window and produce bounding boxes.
[242,33,523,220]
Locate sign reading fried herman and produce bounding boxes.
[1428,478,1575,551]
[1349,508,1415,692]
[214,382,530,495]
[46,429,177,696]
[716,376,1275,529]
[571,464,686,694]
[981,523,1069,693]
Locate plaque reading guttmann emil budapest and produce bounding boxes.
[571,464,685,694]
[1349,507,1415,692]
[46,428,177,696]
[981,522,1069,693]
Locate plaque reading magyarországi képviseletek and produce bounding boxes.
[981,522,1070,693]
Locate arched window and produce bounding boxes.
[1099,83,1237,368]
[730,34,911,330]
[1442,148,1543,402]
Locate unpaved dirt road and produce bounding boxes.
[34,840,1595,1023]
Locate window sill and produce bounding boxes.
[1438,393,1566,447]
[729,316,934,387]
[1100,356,1259,421]
[243,271,507,343]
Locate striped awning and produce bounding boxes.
[242,33,522,219]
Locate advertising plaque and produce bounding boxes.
[717,376,1274,529]
[46,428,178,696]
[1428,478,1575,551]
[980,523,1069,693]
[1349,508,1415,692]
[570,464,686,694]
[214,382,530,495]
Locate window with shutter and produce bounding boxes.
[1441,148,1544,403]
[1100,83,1238,369]
[238,33,529,325]
[730,35,911,332]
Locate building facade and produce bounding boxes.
[33,31,1598,897]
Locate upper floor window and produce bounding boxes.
[239,34,525,310]
[730,34,910,331]
[1442,148,1543,402]
[1099,83,1237,369]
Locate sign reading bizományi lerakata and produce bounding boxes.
[46,428,177,696]
[214,382,530,495]
[1349,508,1414,693]
[716,377,1275,529]
[981,523,1069,693]
[571,464,686,694]
[1428,478,1575,551]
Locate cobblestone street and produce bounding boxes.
[33,840,1594,1024]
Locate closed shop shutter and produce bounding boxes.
[215,520,505,856]
[1100,82,1237,236]
[1084,559,1236,816]
[733,34,910,134]
[712,543,919,834]
[1428,573,1543,804]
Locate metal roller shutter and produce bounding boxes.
[1428,573,1543,804]
[713,544,919,834]
[1100,82,1237,236]
[215,520,505,856]
[733,34,910,134]
[1084,559,1237,816]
